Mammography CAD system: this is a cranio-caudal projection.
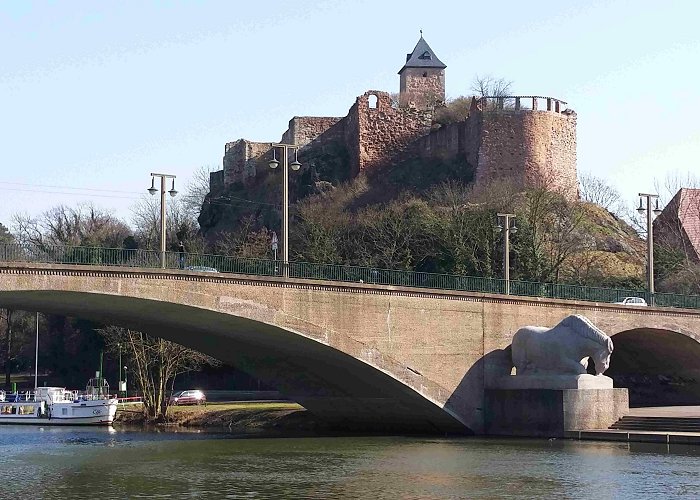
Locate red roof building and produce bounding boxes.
[654,188,700,263]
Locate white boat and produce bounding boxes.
[0,378,118,425]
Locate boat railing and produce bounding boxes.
[2,391,40,403]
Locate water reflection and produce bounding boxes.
[0,427,698,499]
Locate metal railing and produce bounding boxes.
[1,243,699,310]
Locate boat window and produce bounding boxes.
[18,405,35,415]
[62,408,68,415]
[1,405,16,414]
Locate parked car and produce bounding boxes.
[185,266,219,273]
[169,390,207,406]
[613,297,648,306]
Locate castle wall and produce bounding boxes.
[281,116,343,147]
[348,91,433,173]
[223,139,270,186]
[475,107,578,199]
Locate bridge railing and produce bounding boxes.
[1,243,699,310]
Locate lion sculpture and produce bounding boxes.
[511,315,613,376]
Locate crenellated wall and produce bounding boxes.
[475,99,577,199]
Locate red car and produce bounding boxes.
[169,390,206,406]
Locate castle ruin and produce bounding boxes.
[209,36,578,199]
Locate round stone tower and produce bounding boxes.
[398,35,446,110]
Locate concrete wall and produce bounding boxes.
[1,263,698,433]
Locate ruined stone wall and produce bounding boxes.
[399,67,445,110]
[222,139,270,187]
[347,91,433,173]
[209,170,224,192]
[475,109,578,199]
[414,121,463,160]
[281,116,343,147]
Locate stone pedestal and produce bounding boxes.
[485,388,629,437]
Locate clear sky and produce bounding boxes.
[1,0,699,227]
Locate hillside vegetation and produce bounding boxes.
[199,156,646,289]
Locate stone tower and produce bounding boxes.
[398,35,446,110]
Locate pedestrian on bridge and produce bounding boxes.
[178,241,186,269]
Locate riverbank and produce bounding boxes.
[115,401,327,433]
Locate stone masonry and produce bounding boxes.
[211,36,578,201]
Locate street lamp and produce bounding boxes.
[497,213,517,295]
[269,144,301,278]
[147,173,178,268]
[123,366,128,398]
[637,193,662,304]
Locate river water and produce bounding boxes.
[0,426,698,499]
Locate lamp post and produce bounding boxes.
[123,366,128,398]
[269,144,301,278]
[497,213,517,295]
[637,193,662,304]
[148,173,178,268]
[118,343,122,398]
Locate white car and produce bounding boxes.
[613,297,648,306]
[185,266,219,273]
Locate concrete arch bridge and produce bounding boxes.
[0,262,699,434]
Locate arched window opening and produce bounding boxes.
[422,72,428,77]
[368,94,378,109]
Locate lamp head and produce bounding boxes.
[653,199,662,216]
[496,224,503,233]
[168,179,178,197]
[636,198,645,214]
[510,223,518,234]
[148,178,157,196]
[269,148,279,169]
[290,148,301,171]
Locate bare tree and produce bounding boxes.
[130,195,200,251]
[519,188,590,282]
[579,171,624,214]
[11,203,130,248]
[471,75,513,98]
[98,326,216,421]
[182,165,218,221]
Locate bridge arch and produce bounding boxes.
[0,286,469,433]
[608,327,700,407]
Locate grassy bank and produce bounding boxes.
[115,401,325,432]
